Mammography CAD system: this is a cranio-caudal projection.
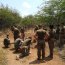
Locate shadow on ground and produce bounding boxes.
[29,56,53,64]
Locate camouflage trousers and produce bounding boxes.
[37,40,45,59]
[48,39,54,58]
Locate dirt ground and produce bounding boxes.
[0,29,65,65]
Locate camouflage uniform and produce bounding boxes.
[4,35,10,48]
[59,26,65,49]
[20,28,25,41]
[14,28,20,41]
[55,25,60,46]
[56,25,60,40]
[48,25,54,58]
[19,38,31,57]
[14,38,22,52]
[36,29,46,60]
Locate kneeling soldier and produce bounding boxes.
[3,34,10,48]
[14,38,22,52]
[20,37,32,57]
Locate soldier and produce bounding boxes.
[14,38,22,52]
[20,27,25,41]
[11,26,15,32]
[11,26,20,41]
[48,25,55,59]
[59,23,65,49]
[19,37,32,57]
[13,26,20,41]
[3,34,10,48]
[56,24,60,39]
[55,24,60,46]
[35,25,46,60]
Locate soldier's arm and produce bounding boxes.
[34,32,38,40]
[44,32,49,41]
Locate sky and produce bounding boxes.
[0,0,47,17]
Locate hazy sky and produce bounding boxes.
[0,0,47,17]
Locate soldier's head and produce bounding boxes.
[20,27,25,33]
[6,34,9,38]
[38,24,42,29]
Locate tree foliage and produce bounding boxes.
[1,0,65,30]
[0,5,22,30]
[38,0,65,25]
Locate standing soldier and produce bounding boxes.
[35,25,46,60]
[14,28,20,41]
[59,23,65,49]
[11,26,20,41]
[20,27,25,41]
[56,24,60,40]
[55,24,60,46]
[48,25,55,59]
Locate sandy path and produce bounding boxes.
[0,30,65,65]
[2,44,65,65]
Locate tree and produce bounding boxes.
[38,0,65,25]
[0,5,22,30]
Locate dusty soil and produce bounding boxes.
[0,29,65,65]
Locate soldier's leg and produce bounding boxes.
[42,44,45,59]
[48,40,54,58]
[37,45,41,60]
[59,39,63,49]
[49,47,53,58]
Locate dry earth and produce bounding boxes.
[0,29,65,65]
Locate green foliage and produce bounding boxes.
[1,0,65,29]
[0,5,22,30]
[20,15,38,27]
[37,0,65,25]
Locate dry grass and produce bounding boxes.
[54,45,65,62]
[59,47,65,62]
[0,49,7,65]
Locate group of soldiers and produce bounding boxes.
[3,26,32,57]
[34,24,54,60]
[11,26,25,41]
[3,23,65,61]
[34,23,65,60]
